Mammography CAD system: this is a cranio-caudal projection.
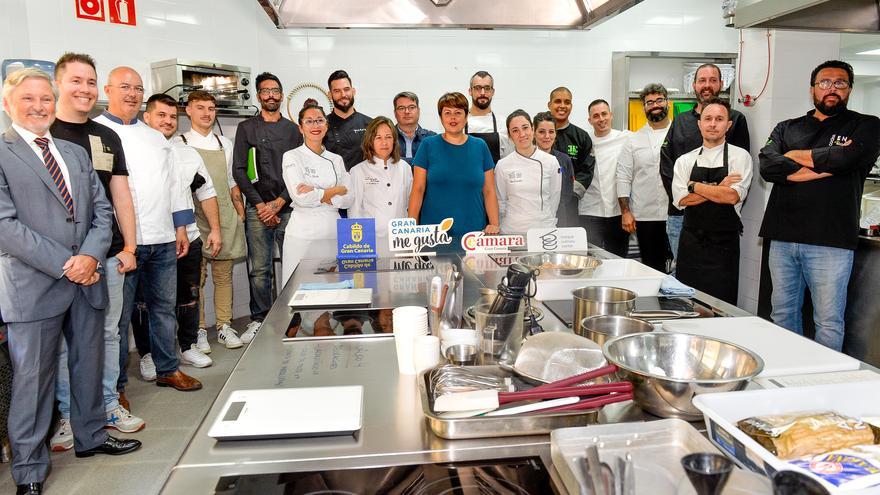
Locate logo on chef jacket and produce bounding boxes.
[336,218,376,260]
[388,217,453,256]
[461,232,525,254]
[507,170,523,183]
[829,134,852,147]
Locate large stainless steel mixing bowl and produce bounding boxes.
[602,332,764,421]
[517,252,602,277]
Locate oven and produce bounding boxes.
[150,59,251,109]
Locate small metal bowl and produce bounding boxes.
[517,253,602,277]
[579,315,654,347]
[445,344,477,366]
[602,333,764,421]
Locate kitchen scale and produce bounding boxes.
[212,456,551,494]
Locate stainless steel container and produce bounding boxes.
[579,315,654,347]
[572,286,636,334]
[517,252,602,277]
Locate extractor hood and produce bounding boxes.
[732,0,880,33]
[257,0,643,30]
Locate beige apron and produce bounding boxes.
[188,139,246,260]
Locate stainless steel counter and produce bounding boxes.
[160,252,749,494]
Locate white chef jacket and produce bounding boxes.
[171,142,217,242]
[13,124,74,209]
[178,130,236,189]
[349,158,413,237]
[466,113,512,159]
[495,148,562,234]
[579,129,628,217]
[616,122,670,222]
[95,113,190,245]
[281,145,354,282]
[672,142,753,217]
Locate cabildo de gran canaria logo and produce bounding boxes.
[350,221,363,243]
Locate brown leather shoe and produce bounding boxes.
[118,391,130,411]
[156,370,202,391]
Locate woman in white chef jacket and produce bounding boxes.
[494,109,562,234]
[281,103,353,282]
[349,116,413,243]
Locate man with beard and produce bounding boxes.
[759,60,880,351]
[660,64,749,267]
[325,70,372,171]
[548,87,594,204]
[232,72,302,344]
[617,84,672,272]
[466,71,511,164]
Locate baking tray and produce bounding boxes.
[418,366,599,440]
[551,419,772,495]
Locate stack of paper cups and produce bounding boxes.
[393,306,429,374]
[413,335,441,374]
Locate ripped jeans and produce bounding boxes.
[131,238,203,356]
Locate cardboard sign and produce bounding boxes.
[526,227,588,252]
[337,218,377,260]
[460,231,525,254]
[388,217,454,256]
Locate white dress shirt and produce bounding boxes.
[13,124,74,208]
[579,129,629,217]
[467,113,512,159]
[616,122,670,222]
[672,142,753,217]
[171,142,217,242]
[178,129,236,189]
[495,148,562,234]
[349,158,413,237]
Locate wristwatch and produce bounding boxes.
[687,182,696,194]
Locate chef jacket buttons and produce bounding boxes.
[388,202,392,206]
[387,183,391,187]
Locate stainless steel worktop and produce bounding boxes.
[160,252,748,494]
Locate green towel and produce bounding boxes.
[247,147,260,183]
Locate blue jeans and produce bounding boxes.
[245,205,289,321]
[56,256,123,416]
[768,241,854,351]
[117,242,179,389]
[666,214,683,260]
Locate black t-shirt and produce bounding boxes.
[51,118,128,257]
[231,115,303,210]
[325,110,372,171]
[553,123,595,191]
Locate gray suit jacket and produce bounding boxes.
[0,127,113,322]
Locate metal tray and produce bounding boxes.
[418,366,599,440]
[550,419,772,495]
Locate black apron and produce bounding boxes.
[465,112,501,164]
[676,143,743,305]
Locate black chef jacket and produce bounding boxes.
[232,114,303,210]
[759,108,880,251]
[553,123,595,191]
[326,110,372,171]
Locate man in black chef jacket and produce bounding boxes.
[759,60,880,352]
[465,70,511,164]
[660,64,750,267]
[671,98,753,305]
[548,86,594,204]
[325,70,372,172]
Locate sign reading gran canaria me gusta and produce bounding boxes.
[388,217,454,256]
[337,218,377,260]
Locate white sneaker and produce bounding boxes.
[139,353,157,381]
[105,405,145,433]
[180,345,213,368]
[196,328,212,354]
[240,320,262,344]
[50,418,73,452]
[217,324,243,349]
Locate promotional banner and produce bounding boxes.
[526,227,588,252]
[388,217,454,256]
[337,218,377,260]
[460,231,525,254]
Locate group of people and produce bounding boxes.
[0,51,877,494]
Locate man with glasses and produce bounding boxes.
[325,70,372,171]
[759,60,880,351]
[660,64,750,267]
[231,72,302,345]
[617,83,672,272]
[95,67,202,393]
[393,91,435,165]
[466,71,511,164]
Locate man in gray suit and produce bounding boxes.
[0,69,141,495]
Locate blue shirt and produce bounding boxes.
[413,135,494,239]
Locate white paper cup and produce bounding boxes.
[393,325,428,375]
[413,335,441,374]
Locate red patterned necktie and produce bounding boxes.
[34,137,74,216]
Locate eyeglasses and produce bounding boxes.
[258,88,283,96]
[644,97,667,107]
[110,84,145,94]
[395,105,418,113]
[302,118,326,127]
[472,85,494,93]
[813,79,850,90]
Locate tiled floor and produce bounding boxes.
[0,320,249,495]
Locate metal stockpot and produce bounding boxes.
[579,315,654,348]
[572,286,699,335]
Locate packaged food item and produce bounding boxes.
[788,444,880,490]
[737,411,875,460]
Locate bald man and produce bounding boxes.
[94,67,203,394]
